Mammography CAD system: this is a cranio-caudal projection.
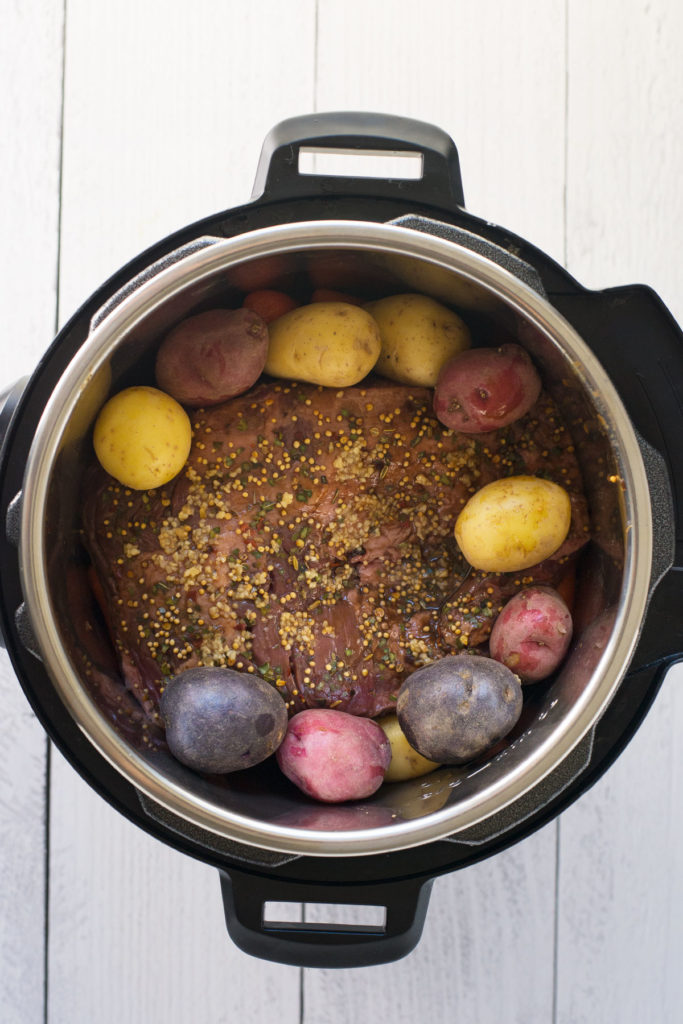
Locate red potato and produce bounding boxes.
[433,342,542,433]
[489,586,573,683]
[155,308,268,407]
[242,289,298,323]
[276,709,391,803]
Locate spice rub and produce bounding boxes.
[83,377,589,724]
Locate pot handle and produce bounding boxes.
[548,284,683,671]
[218,867,433,968]
[0,378,28,459]
[251,112,465,209]
[550,284,683,570]
[0,378,28,650]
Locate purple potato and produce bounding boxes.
[397,655,523,764]
[160,666,287,774]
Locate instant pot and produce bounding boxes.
[2,113,683,968]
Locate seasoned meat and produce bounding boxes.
[83,377,589,725]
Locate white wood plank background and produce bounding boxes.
[2,1,682,1022]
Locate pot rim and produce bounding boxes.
[19,219,652,856]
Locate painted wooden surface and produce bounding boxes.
[1,1,682,1022]
[0,3,64,1022]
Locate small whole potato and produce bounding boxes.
[397,655,523,765]
[455,474,571,573]
[364,293,471,387]
[433,343,542,433]
[265,302,381,387]
[155,308,269,407]
[489,586,573,682]
[276,709,391,803]
[159,667,288,774]
[378,713,440,782]
[93,385,192,489]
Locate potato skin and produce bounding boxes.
[397,655,523,764]
[93,385,191,490]
[378,713,440,782]
[489,586,573,682]
[276,709,391,803]
[454,474,571,572]
[265,302,381,387]
[155,308,268,407]
[365,293,471,387]
[159,667,288,774]
[433,343,542,433]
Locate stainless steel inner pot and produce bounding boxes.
[19,218,655,856]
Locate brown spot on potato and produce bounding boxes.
[255,713,275,736]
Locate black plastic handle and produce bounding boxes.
[550,284,683,569]
[219,867,433,968]
[251,111,465,209]
[0,378,28,463]
[549,283,683,672]
[0,378,28,650]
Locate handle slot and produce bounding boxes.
[298,146,424,180]
[263,901,386,931]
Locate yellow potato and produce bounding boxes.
[454,475,571,573]
[364,293,471,386]
[381,769,454,819]
[93,386,192,490]
[265,302,381,387]
[379,713,441,783]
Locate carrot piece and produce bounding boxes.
[242,289,298,323]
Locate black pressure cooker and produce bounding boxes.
[1,113,682,968]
